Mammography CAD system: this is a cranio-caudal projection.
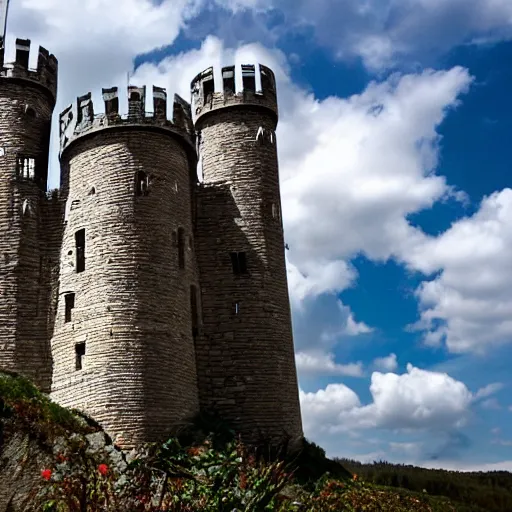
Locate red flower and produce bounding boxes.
[98,463,109,476]
[41,469,52,481]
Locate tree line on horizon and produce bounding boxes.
[337,457,512,512]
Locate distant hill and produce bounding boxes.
[338,457,512,512]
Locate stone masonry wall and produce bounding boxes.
[0,79,55,392]
[195,106,303,446]
[51,128,200,447]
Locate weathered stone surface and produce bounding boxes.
[0,47,303,450]
[0,428,53,512]
[0,50,58,393]
[51,124,200,448]
[193,67,303,446]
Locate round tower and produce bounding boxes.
[192,64,303,447]
[51,86,200,447]
[0,39,58,391]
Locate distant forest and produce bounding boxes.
[337,458,512,512]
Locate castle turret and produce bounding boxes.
[0,39,58,391]
[192,64,303,447]
[51,86,200,447]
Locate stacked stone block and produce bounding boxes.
[192,64,303,447]
[51,87,200,447]
[0,42,303,449]
[0,39,58,392]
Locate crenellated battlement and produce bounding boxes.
[0,38,58,101]
[190,63,278,125]
[59,85,194,155]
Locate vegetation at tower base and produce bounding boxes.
[1,371,499,512]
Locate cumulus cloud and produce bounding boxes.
[212,0,512,70]
[6,0,201,187]
[296,352,364,378]
[130,36,473,305]
[300,364,473,439]
[277,68,472,308]
[373,353,398,372]
[12,1,496,363]
[407,190,512,353]
[130,35,484,364]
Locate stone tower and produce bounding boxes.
[0,39,58,392]
[50,86,200,447]
[192,64,303,446]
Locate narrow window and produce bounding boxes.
[75,342,86,371]
[190,285,199,337]
[75,229,85,273]
[135,171,150,196]
[222,66,235,93]
[271,203,281,221]
[65,293,75,323]
[203,78,214,100]
[24,105,36,117]
[230,251,247,275]
[178,228,185,269]
[242,65,256,92]
[16,156,36,180]
[22,199,32,217]
[234,302,240,315]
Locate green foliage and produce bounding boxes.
[3,371,512,512]
[33,434,472,512]
[0,371,93,440]
[338,458,512,512]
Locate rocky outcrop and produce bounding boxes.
[0,371,126,512]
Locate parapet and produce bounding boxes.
[59,85,194,155]
[190,64,278,125]
[0,38,58,102]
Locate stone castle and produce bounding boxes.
[0,38,303,448]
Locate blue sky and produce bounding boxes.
[8,0,512,471]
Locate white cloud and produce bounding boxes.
[296,352,364,377]
[407,190,512,353]
[6,0,201,187]
[373,353,398,372]
[280,68,472,287]
[474,382,504,400]
[212,0,512,70]
[130,36,472,307]
[300,364,473,438]
[287,259,356,306]
[300,383,361,434]
[129,35,491,365]
[319,300,373,341]
[345,311,373,336]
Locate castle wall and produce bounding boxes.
[193,66,303,446]
[51,126,200,447]
[0,71,56,391]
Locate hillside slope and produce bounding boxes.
[0,371,470,511]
